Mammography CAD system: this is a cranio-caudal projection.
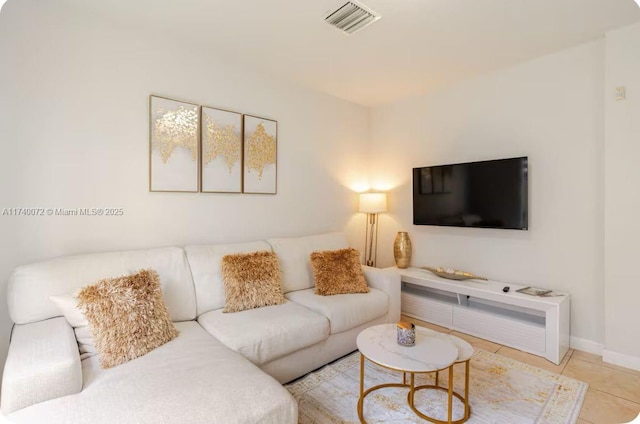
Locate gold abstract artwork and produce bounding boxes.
[203,116,240,173]
[245,123,276,179]
[153,106,198,163]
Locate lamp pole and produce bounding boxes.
[365,212,378,267]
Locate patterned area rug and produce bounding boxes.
[286,350,587,424]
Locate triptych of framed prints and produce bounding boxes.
[149,95,277,194]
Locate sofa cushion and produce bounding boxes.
[222,251,286,313]
[198,301,329,365]
[1,318,82,415]
[267,232,349,293]
[6,321,297,424]
[77,269,179,368]
[286,288,388,334]
[310,248,369,296]
[8,247,196,325]
[184,241,272,315]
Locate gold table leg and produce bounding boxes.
[410,373,415,404]
[447,366,453,423]
[358,355,411,424]
[407,362,471,424]
[464,360,470,420]
[357,357,471,424]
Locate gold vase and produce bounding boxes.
[393,231,412,269]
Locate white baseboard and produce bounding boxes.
[603,349,640,372]
[570,336,640,372]
[570,336,603,355]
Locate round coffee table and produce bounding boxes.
[356,323,472,424]
[429,332,474,422]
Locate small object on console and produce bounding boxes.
[503,286,510,293]
[396,322,416,346]
[420,266,488,281]
[515,286,552,296]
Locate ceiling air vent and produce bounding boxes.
[324,1,380,35]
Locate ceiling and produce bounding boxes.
[57,0,640,107]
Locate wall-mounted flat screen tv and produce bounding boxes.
[413,157,528,230]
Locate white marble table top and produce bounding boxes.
[357,324,458,373]
[421,329,474,362]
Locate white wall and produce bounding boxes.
[369,41,606,349]
[0,0,369,375]
[603,22,640,370]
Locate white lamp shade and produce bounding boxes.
[359,193,387,213]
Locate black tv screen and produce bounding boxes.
[413,157,528,230]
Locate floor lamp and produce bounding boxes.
[359,193,387,267]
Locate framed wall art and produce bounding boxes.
[149,95,200,192]
[201,106,243,193]
[243,115,277,194]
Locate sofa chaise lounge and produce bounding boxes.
[1,232,401,423]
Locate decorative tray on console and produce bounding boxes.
[420,266,488,281]
[515,286,552,296]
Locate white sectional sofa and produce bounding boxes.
[1,232,401,423]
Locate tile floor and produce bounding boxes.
[401,315,640,424]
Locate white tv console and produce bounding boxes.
[400,267,570,364]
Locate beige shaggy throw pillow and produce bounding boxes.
[222,251,286,313]
[77,269,178,368]
[310,248,370,296]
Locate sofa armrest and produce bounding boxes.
[362,266,401,323]
[1,317,82,414]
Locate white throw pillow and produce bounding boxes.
[74,325,97,356]
[50,291,96,359]
[49,292,88,327]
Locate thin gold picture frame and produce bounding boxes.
[242,114,278,195]
[149,94,202,193]
[200,105,244,194]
